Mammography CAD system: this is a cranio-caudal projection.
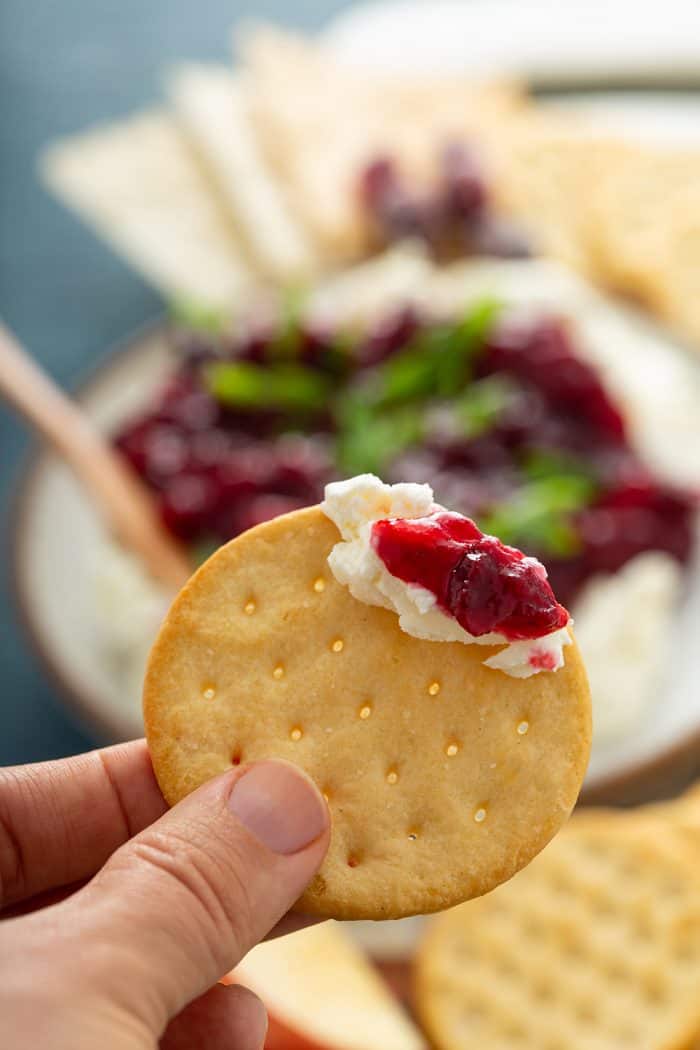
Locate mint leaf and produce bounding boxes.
[206,361,330,411]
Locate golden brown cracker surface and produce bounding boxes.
[144,505,591,920]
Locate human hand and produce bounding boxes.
[0,741,330,1049]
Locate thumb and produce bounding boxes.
[63,760,329,1035]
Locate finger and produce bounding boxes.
[59,760,329,1036]
[0,878,87,919]
[161,983,267,1050]
[0,740,166,908]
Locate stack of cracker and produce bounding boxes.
[39,23,700,353]
[417,781,700,1050]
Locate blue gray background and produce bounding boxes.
[0,0,354,764]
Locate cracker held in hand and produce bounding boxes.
[144,480,590,920]
[416,814,700,1050]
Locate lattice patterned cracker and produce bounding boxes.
[39,110,253,305]
[144,506,590,920]
[417,817,700,1050]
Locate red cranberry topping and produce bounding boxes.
[372,512,569,641]
[528,648,557,671]
[441,143,488,220]
[113,293,696,610]
[359,143,531,262]
[235,494,307,533]
[357,305,421,367]
[480,317,626,444]
[159,473,219,541]
[360,156,399,208]
[467,215,532,259]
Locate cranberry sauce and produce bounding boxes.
[372,512,569,640]
[360,144,531,262]
[113,302,697,600]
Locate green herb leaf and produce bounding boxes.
[379,346,441,404]
[434,297,502,398]
[372,297,502,408]
[206,361,330,411]
[336,403,424,475]
[480,474,597,557]
[454,375,516,438]
[521,448,598,485]
[169,298,228,334]
[269,285,307,360]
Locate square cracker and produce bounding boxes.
[589,145,700,348]
[144,505,590,921]
[167,63,319,283]
[39,109,253,306]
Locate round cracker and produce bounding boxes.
[416,818,700,1050]
[144,505,591,920]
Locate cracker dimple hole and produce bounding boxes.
[358,703,372,720]
[272,664,285,679]
[201,684,216,701]
[322,787,331,802]
[407,828,420,841]
[445,741,460,757]
[473,806,488,823]
[427,680,441,696]
[347,854,361,868]
[386,768,399,785]
[244,599,256,615]
[331,638,344,653]
[231,752,241,766]
[312,576,326,593]
[517,719,530,735]
[290,726,303,742]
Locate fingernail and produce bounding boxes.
[228,761,328,855]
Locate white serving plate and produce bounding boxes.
[323,0,700,85]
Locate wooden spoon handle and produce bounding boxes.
[0,320,191,591]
